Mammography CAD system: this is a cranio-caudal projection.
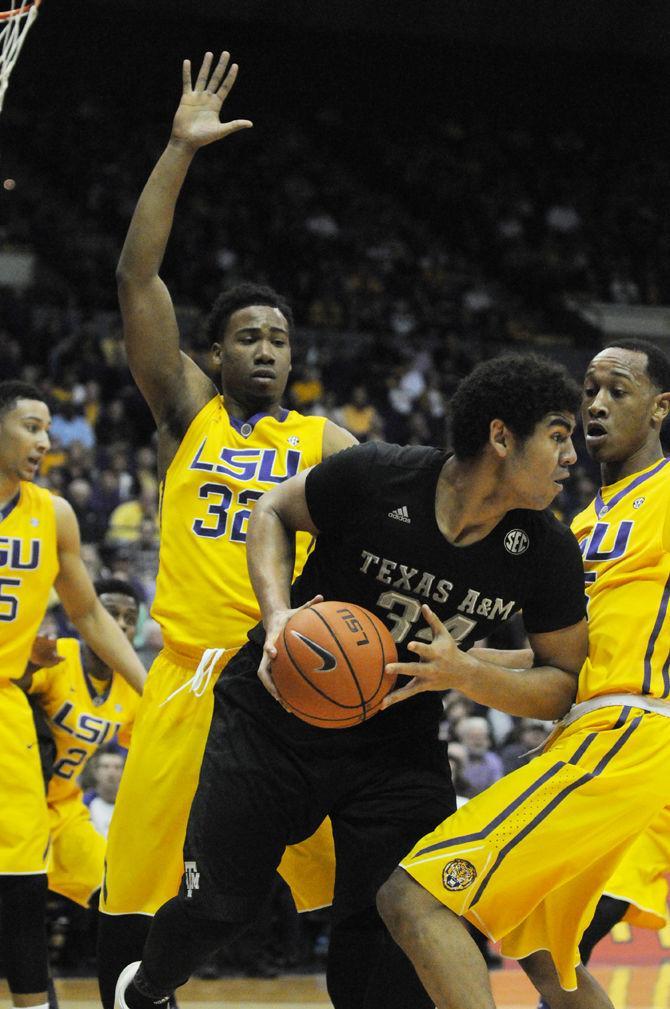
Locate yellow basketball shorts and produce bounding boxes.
[603,805,670,930]
[100,646,335,917]
[400,705,670,992]
[0,681,50,874]
[47,799,106,907]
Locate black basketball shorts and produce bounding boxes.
[178,645,455,924]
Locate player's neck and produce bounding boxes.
[435,458,511,546]
[0,471,21,511]
[600,440,665,487]
[84,652,113,683]
[223,392,283,423]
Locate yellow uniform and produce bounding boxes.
[0,482,58,874]
[401,457,670,991]
[102,397,336,916]
[28,638,139,906]
[602,806,670,930]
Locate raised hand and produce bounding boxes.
[171,51,253,151]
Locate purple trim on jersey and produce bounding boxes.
[662,655,670,699]
[0,491,20,524]
[412,736,596,859]
[228,408,289,435]
[594,456,670,516]
[643,572,670,695]
[469,714,642,908]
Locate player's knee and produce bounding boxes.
[521,950,561,994]
[376,868,422,940]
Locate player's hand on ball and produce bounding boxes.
[257,595,324,704]
[171,51,253,151]
[382,604,465,708]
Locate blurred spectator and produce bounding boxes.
[83,747,126,838]
[50,401,95,451]
[456,716,504,798]
[500,718,551,775]
[335,385,384,442]
[107,486,159,546]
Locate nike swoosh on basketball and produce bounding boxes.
[291,631,338,672]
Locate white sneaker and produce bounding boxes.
[115,961,141,1009]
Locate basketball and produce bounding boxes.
[271,601,398,728]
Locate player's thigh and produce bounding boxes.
[331,736,454,922]
[49,805,105,907]
[400,708,670,989]
[0,682,50,874]
[181,692,330,922]
[101,651,220,914]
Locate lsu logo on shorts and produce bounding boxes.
[442,858,477,892]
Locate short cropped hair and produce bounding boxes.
[450,353,581,461]
[0,381,47,419]
[606,339,670,393]
[94,577,142,606]
[203,283,294,346]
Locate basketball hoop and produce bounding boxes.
[0,0,41,113]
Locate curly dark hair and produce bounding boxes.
[203,282,294,346]
[0,381,47,418]
[94,577,143,606]
[450,353,581,461]
[605,339,670,393]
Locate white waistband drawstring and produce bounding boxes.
[160,647,228,707]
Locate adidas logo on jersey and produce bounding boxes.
[388,505,411,523]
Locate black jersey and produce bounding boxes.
[227,442,586,747]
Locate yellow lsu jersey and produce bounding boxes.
[28,637,139,808]
[152,396,326,652]
[0,482,58,683]
[571,456,670,701]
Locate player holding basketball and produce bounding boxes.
[116,351,589,1009]
[377,339,670,1009]
[0,380,145,1009]
[19,579,141,913]
[96,51,355,1007]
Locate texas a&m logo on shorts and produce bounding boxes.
[442,858,477,891]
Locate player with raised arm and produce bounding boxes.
[0,380,145,1009]
[377,339,670,1009]
[114,352,588,1009]
[96,51,355,1007]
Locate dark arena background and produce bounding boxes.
[0,1,668,1006]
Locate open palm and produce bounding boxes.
[171,51,252,150]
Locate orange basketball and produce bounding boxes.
[271,601,398,728]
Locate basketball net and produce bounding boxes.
[0,0,41,113]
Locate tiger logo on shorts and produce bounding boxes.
[442,858,477,891]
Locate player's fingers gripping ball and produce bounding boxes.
[271,601,397,727]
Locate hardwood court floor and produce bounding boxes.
[2,965,670,1008]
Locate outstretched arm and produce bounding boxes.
[117,51,253,452]
[52,498,146,694]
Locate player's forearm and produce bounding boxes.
[73,604,146,694]
[453,654,577,720]
[116,140,197,284]
[467,647,534,669]
[247,505,296,624]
